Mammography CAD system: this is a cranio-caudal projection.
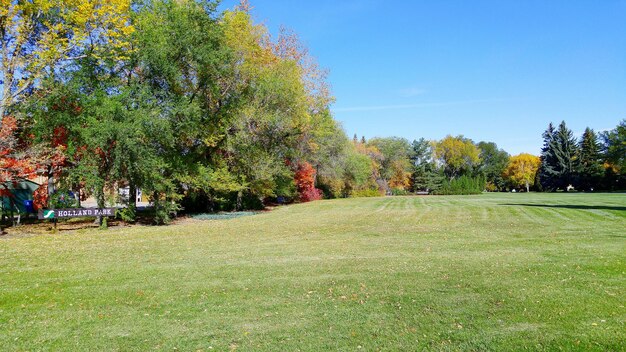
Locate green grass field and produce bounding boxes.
[1,193,625,351]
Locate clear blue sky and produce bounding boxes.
[220,0,626,155]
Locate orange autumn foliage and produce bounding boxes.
[294,162,322,202]
[0,117,36,185]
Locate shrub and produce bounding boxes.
[350,188,382,198]
[433,175,485,195]
[390,188,410,196]
[294,162,323,202]
[48,189,79,209]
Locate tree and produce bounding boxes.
[354,138,384,194]
[601,120,626,190]
[476,141,510,191]
[5,0,402,228]
[578,128,604,191]
[0,117,35,185]
[602,120,626,173]
[133,0,247,215]
[504,154,541,192]
[342,150,374,196]
[367,137,412,191]
[1,0,134,228]
[0,0,133,120]
[433,135,481,179]
[27,0,236,224]
[538,123,556,190]
[221,8,338,204]
[310,119,351,198]
[294,162,322,202]
[539,121,580,191]
[409,138,443,193]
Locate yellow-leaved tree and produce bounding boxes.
[504,153,541,192]
[0,0,134,120]
[432,135,481,179]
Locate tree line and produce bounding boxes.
[354,119,625,197]
[1,1,624,228]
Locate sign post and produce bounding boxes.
[38,208,117,220]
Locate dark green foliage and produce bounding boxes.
[602,120,626,171]
[601,120,626,190]
[432,175,485,195]
[578,128,604,191]
[476,141,510,191]
[605,121,626,170]
[311,119,353,198]
[539,123,557,190]
[410,168,444,193]
[47,190,79,209]
[390,188,410,196]
[539,121,580,191]
[409,138,443,193]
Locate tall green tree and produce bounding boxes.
[601,120,626,190]
[135,0,248,213]
[29,0,237,224]
[539,123,557,190]
[602,120,626,172]
[344,151,374,193]
[409,138,443,193]
[578,128,604,191]
[539,121,580,191]
[476,141,510,191]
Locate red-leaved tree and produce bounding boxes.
[294,162,322,202]
[0,117,35,185]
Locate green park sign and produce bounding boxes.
[38,208,117,220]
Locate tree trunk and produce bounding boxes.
[236,190,243,211]
[9,196,16,227]
[128,182,137,222]
[0,185,8,233]
[526,181,530,193]
[47,165,55,202]
[95,186,106,229]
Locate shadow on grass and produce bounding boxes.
[500,203,626,211]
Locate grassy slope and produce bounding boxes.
[1,193,624,351]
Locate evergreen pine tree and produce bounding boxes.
[539,121,580,191]
[539,123,557,190]
[600,120,626,190]
[578,128,604,191]
[409,138,444,192]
